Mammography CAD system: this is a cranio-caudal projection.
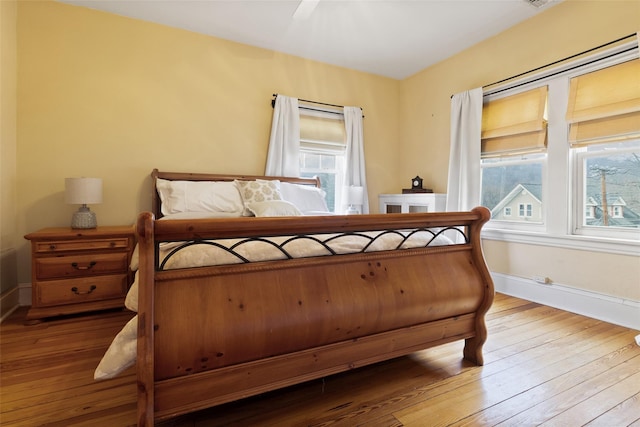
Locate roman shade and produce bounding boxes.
[481,86,548,158]
[299,114,346,145]
[566,58,640,146]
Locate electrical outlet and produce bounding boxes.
[533,275,550,284]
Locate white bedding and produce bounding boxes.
[157,228,450,269]
[95,229,454,380]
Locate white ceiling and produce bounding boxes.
[57,0,562,80]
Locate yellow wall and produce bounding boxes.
[483,240,640,300]
[1,0,18,299]
[12,0,640,301]
[16,1,400,283]
[400,0,640,300]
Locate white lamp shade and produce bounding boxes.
[65,177,103,205]
[347,186,364,205]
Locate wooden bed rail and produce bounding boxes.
[150,207,491,242]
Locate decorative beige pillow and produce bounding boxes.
[234,179,282,216]
[247,200,303,217]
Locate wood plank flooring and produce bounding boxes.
[1,293,639,426]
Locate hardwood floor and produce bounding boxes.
[1,293,639,426]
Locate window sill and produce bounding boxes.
[481,228,640,256]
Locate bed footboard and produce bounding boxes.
[136,207,494,426]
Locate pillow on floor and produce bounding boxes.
[94,315,137,380]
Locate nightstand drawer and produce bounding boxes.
[25,225,135,322]
[35,253,129,279]
[34,238,131,253]
[35,274,128,307]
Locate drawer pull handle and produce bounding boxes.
[71,261,97,270]
[49,244,57,250]
[71,285,97,295]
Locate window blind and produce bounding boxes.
[566,58,640,146]
[481,86,548,157]
[299,113,346,151]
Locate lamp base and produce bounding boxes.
[346,205,359,215]
[71,206,97,229]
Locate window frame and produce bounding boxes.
[571,141,640,241]
[298,108,347,213]
[299,144,346,213]
[481,151,547,233]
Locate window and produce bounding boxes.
[482,36,640,244]
[574,140,640,236]
[300,151,344,212]
[613,206,622,218]
[566,58,640,238]
[519,203,533,218]
[481,154,544,227]
[298,108,346,213]
[481,86,547,229]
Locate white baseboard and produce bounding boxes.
[492,272,640,331]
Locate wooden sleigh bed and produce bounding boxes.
[97,170,495,426]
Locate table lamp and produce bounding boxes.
[346,185,364,215]
[65,177,103,229]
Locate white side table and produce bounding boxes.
[378,193,446,214]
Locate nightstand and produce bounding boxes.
[24,226,135,323]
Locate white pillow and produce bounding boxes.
[158,211,242,220]
[156,179,244,216]
[247,200,303,217]
[279,182,329,214]
[234,179,282,216]
[94,315,137,380]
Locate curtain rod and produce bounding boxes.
[271,94,364,117]
[484,33,637,90]
[451,32,638,98]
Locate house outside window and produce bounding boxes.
[481,41,639,243]
[585,202,595,219]
[504,207,511,216]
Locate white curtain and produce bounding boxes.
[343,106,369,214]
[446,88,483,212]
[265,95,300,177]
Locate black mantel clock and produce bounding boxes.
[402,175,433,194]
[411,176,423,190]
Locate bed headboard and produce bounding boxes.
[151,169,322,219]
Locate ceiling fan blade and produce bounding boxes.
[293,0,320,20]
